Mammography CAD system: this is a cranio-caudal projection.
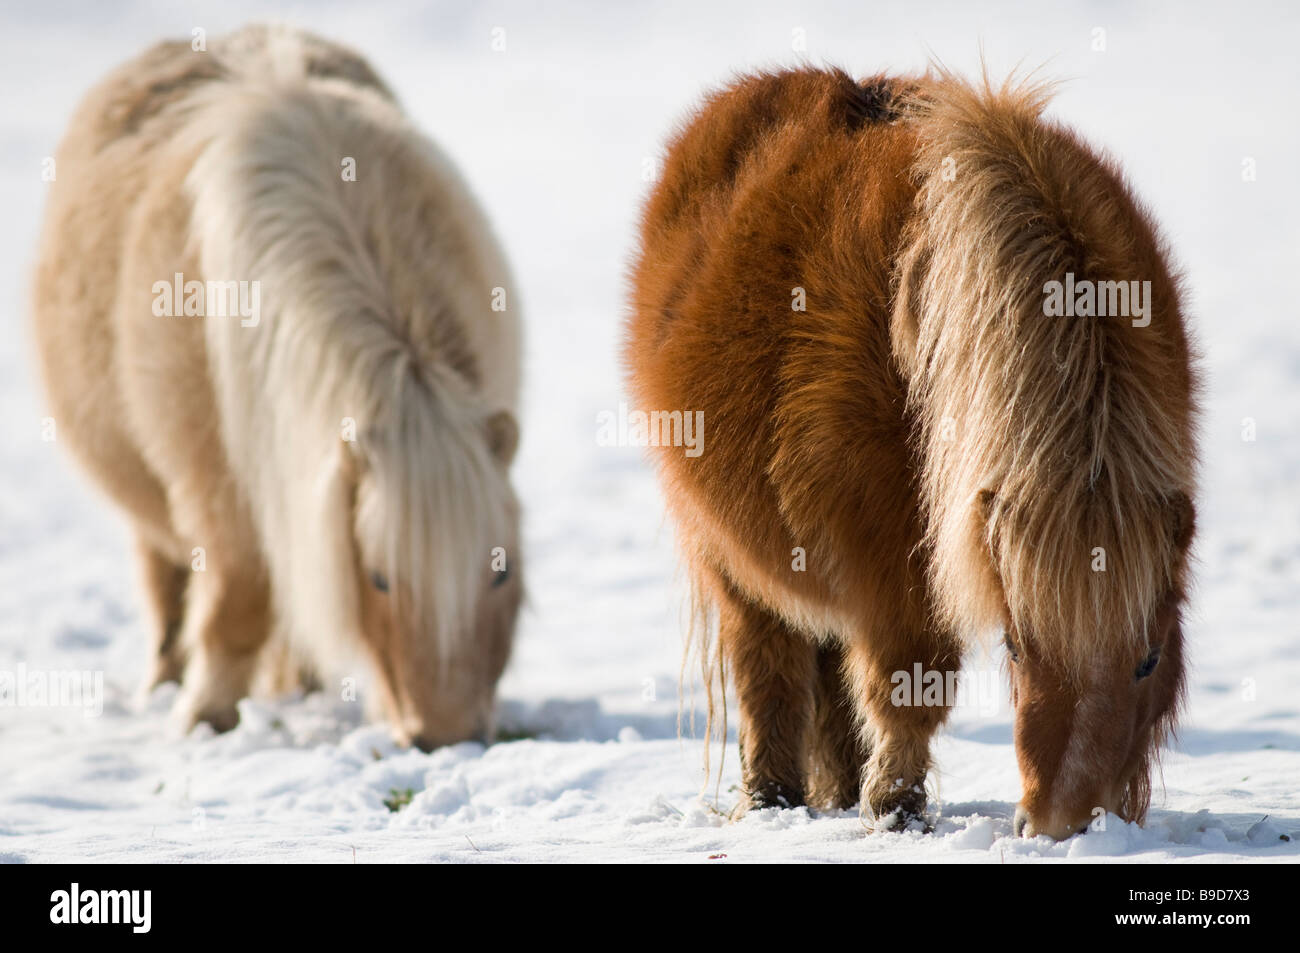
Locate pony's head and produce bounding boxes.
[329,362,522,751]
[999,494,1195,840]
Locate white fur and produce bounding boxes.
[182,29,520,675]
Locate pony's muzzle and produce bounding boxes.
[1013,804,1092,840]
[406,726,483,753]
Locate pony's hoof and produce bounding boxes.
[873,807,934,833]
[137,657,183,705]
[731,782,806,819]
[865,783,930,832]
[171,692,240,736]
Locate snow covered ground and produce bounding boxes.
[2,0,1298,863]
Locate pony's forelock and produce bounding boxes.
[353,358,513,664]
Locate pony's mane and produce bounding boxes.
[895,70,1198,676]
[180,27,516,669]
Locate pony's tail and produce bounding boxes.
[678,570,728,808]
[893,71,1195,672]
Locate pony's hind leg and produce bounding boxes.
[135,536,189,694]
[806,643,870,810]
[173,566,272,733]
[846,625,962,830]
[716,581,817,814]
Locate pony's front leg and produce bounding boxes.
[172,567,272,733]
[846,628,962,830]
[134,536,189,696]
[717,585,817,815]
[807,643,870,810]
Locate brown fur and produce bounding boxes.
[626,68,1197,839]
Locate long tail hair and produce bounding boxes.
[180,28,516,671]
[893,71,1199,675]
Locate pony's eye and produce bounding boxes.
[370,571,389,593]
[1135,646,1161,680]
[492,565,510,589]
[1004,633,1020,663]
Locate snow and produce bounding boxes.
[2,0,1299,863]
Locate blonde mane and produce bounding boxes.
[894,71,1199,676]
[181,29,519,673]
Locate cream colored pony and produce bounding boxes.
[32,25,523,748]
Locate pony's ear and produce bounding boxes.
[486,410,519,466]
[1167,491,1195,553]
[977,488,999,530]
[976,488,1001,551]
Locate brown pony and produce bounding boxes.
[626,68,1198,839]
